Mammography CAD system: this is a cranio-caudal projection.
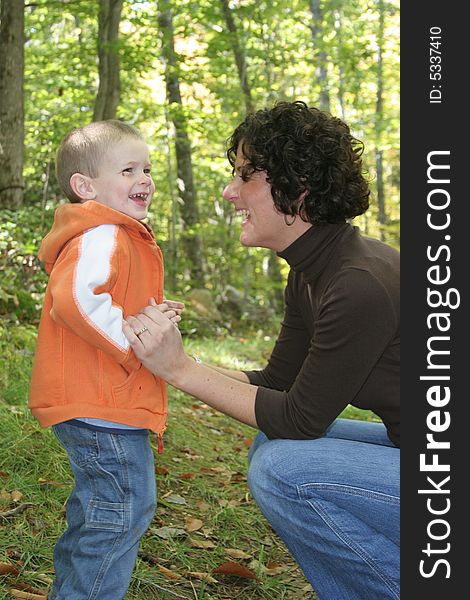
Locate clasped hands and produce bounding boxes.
[123,297,191,383]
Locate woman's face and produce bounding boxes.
[222,144,311,251]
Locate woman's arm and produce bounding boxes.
[123,306,258,428]
[205,364,250,382]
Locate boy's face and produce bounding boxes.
[88,138,155,220]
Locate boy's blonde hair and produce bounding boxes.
[56,120,145,203]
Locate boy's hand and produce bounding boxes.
[150,297,184,326]
[162,298,184,315]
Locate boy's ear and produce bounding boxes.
[69,173,97,201]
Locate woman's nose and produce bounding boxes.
[223,178,238,201]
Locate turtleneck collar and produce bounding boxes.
[278,222,351,282]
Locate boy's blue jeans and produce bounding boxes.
[248,418,400,600]
[49,422,156,600]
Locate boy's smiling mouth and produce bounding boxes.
[129,192,149,205]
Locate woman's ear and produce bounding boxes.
[69,173,97,201]
[297,189,309,219]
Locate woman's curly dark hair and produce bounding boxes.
[226,101,370,224]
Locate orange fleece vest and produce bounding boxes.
[29,201,167,435]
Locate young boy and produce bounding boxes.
[29,120,182,599]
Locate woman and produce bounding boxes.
[123,101,400,600]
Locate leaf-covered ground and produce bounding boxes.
[1,330,377,599]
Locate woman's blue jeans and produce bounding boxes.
[49,422,156,600]
[248,418,400,600]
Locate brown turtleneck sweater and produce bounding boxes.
[245,222,400,447]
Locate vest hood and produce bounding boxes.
[39,201,153,273]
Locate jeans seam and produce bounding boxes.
[300,482,400,505]
[88,433,131,600]
[51,428,154,599]
[298,485,400,600]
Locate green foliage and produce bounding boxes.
[0,319,37,406]
[0,330,380,599]
[17,0,399,300]
[0,206,52,324]
[1,6,398,595]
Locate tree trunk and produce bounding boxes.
[164,104,178,293]
[309,0,330,112]
[334,8,346,119]
[375,0,386,240]
[0,0,24,209]
[93,0,123,121]
[219,0,254,115]
[221,0,284,308]
[158,0,204,287]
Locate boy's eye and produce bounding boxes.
[144,168,152,175]
[122,168,133,174]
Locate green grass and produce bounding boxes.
[0,327,376,599]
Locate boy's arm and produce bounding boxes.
[48,225,142,371]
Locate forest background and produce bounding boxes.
[1,0,399,331]
[0,1,399,598]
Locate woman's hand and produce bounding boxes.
[123,302,191,383]
[124,299,258,429]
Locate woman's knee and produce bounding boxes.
[247,438,284,505]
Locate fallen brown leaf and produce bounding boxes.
[37,478,65,487]
[225,548,252,560]
[218,499,240,508]
[180,447,198,455]
[150,526,187,539]
[185,517,203,532]
[213,561,259,580]
[221,425,238,434]
[185,571,218,583]
[265,561,288,575]
[164,494,187,505]
[35,575,53,586]
[155,466,170,475]
[157,565,182,580]
[262,536,274,546]
[199,467,217,476]
[8,589,47,600]
[0,562,19,575]
[190,537,216,549]
[6,582,49,595]
[138,550,158,565]
[10,491,23,503]
[210,466,229,473]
